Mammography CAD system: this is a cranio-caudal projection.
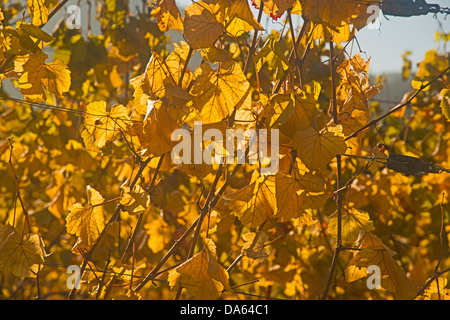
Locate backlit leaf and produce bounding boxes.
[82,101,130,151]
[66,186,106,246]
[151,0,184,32]
[27,0,48,26]
[327,207,374,244]
[184,0,225,49]
[222,175,276,228]
[293,124,347,171]
[439,89,450,121]
[191,61,251,124]
[14,51,71,102]
[0,224,46,277]
[168,246,230,299]
[346,232,416,300]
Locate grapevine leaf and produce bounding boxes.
[14,51,71,102]
[184,0,225,49]
[0,224,46,278]
[82,101,130,151]
[241,231,270,262]
[222,175,276,228]
[168,245,230,299]
[151,0,184,32]
[226,0,263,37]
[439,89,450,121]
[66,186,106,246]
[191,61,251,124]
[27,0,48,26]
[293,124,347,171]
[346,232,416,300]
[327,208,374,244]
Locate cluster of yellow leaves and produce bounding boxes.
[2,0,450,302]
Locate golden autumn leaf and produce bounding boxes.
[301,0,349,28]
[439,89,450,121]
[191,61,251,124]
[252,0,296,19]
[151,0,184,32]
[346,232,416,300]
[14,50,71,102]
[168,243,230,299]
[265,93,294,127]
[184,0,225,49]
[144,216,173,253]
[275,172,328,222]
[82,101,130,151]
[203,238,232,292]
[66,186,106,246]
[254,36,290,80]
[280,82,321,137]
[226,0,264,37]
[0,224,46,277]
[136,48,192,101]
[120,184,150,215]
[139,52,169,100]
[222,175,276,228]
[327,207,374,244]
[241,231,270,263]
[293,124,347,171]
[27,0,48,26]
[138,100,178,157]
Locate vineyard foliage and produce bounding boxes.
[0,0,449,300]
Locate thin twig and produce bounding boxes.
[320,40,343,300]
[243,3,264,75]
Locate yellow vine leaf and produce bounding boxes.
[203,238,232,292]
[275,172,328,222]
[66,186,106,246]
[136,47,192,102]
[226,0,264,38]
[0,224,46,278]
[140,52,169,100]
[252,0,296,19]
[346,232,416,300]
[280,82,321,137]
[310,22,352,44]
[439,89,450,121]
[183,0,225,49]
[191,61,251,124]
[265,93,294,127]
[254,36,290,80]
[120,184,150,215]
[168,241,230,299]
[151,0,184,32]
[222,175,276,228]
[327,207,374,244]
[419,277,448,300]
[144,216,173,253]
[14,50,71,102]
[301,0,349,28]
[82,101,130,151]
[27,0,48,26]
[138,100,178,157]
[293,124,347,171]
[241,231,270,263]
